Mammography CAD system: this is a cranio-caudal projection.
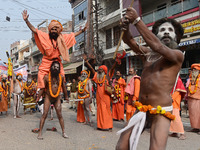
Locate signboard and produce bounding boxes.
[182,19,200,34]
[179,38,200,47]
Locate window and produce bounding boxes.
[113,26,121,46]
[106,29,112,49]
[79,11,84,21]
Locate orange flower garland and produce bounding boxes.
[24,81,35,96]
[97,75,106,84]
[78,78,89,94]
[188,74,200,94]
[134,101,175,120]
[49,72,62,98]
[114,77,122,98]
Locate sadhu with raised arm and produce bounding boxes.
[83,55,115,131]
[22,10,87,94]
[116,7,184,150]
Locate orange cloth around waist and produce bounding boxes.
[37,57,64,89]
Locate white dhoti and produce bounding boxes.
[117,105,173,150]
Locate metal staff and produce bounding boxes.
[113,0,135,59]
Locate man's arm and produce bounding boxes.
[22,10,37,34]
[88,80,93,103]
[62,76,69,102]
[123,7,183,64]
[83,54,96,75]
[74,22,88,37]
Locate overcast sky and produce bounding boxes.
[0,0,73,62]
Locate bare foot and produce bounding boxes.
[170,133,177,137]
[62,132,69,139]
[16,116,21,118]
[49,118,53,121]
[197,131,200,135]
[37,135,43,140]
[178,134,186,140]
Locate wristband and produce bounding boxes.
[132,17,141,25]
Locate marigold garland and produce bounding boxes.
[17,79,23,92]
[24,81,35,96]
[134,101,175,120]
[78,78,89,94]
[97,75,106,84]
[114,77,122,98]
[49,72,62,98]
[78,94,90,104]
[188,74,200,94]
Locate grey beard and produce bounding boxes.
[162,40,178,49]
[81,76,87,81]
[192,71,199,82]
[127,75,134,83]
[97,72,105,81]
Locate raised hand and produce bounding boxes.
[22,10,29,21]
[82,53,88,61]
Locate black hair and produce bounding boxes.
[152,18,184,44]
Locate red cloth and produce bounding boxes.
[98,65,107,74]
[171,76,186,99]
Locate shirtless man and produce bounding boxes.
[77,70,93,125]
[12,73,24,119]
[116,7,184,150]
[36,61,68,140]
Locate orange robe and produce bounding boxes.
[77,101,85,123]
[126,77,140,121]
[0,85,8,112]
[112,78,126,121]
[187,77,200,129]
[93,72,113,129]
[34,29,76,88]
[170,77,186,133]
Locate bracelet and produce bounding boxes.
[132,17,141,25]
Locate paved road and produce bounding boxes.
[0,101,199,150]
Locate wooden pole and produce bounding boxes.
[113,0,135,59]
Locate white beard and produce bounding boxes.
[192,70,199,83]
[97,72,105,81]
[127,75,134,84]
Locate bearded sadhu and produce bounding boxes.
[83,56,113,131]
[0,74,8,116]
[77,70,93,126]
[22,10,87,95]
[186,64,200,135]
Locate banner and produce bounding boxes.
[0,61,8,75]
[13,64,28,81]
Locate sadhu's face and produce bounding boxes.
[80,72,88,81]
[49,26,59,40]
[98,68,104,74]
[157,22,176,45]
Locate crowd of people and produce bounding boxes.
[0,7,199,150]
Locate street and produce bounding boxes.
[0,101,199,150]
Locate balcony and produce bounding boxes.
[18,40,30,52]
[13,60,19,67]
[98,0,121,29]
[142,0,199,24]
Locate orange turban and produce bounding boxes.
[48,20,69,62]
[48,20,63,33]
[81,70,90,78]
[99,65,108,74]
[191,64,200,71]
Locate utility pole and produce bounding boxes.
[86,0,93,57]
[92,0,104,65]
